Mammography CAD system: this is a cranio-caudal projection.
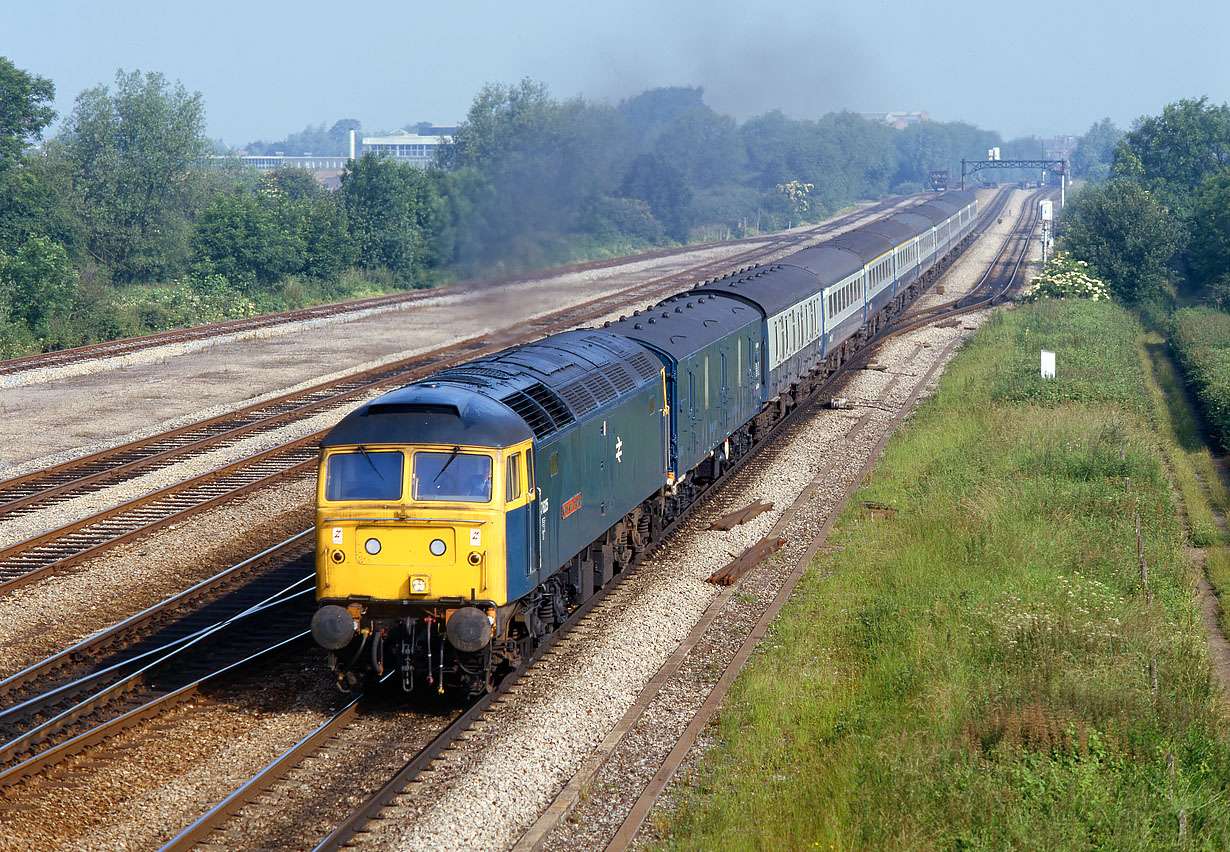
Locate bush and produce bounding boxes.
[1023,252,1112,303]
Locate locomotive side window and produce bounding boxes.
[550,452,559,477]
[506,452,521,502]
[411,451,492,503]
[325,450,403,501]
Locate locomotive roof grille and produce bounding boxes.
[606,366,636,394]
[584,373,618,405]
[559,382,598,415]
[498,382,573,439]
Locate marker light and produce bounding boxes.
[364,538,382,555]
[430,539,447,556]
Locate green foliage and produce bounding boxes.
[439,80,635,270]
[59,69,211,283]
[192,186,303,287]
[1114,97,1230,211]
[243,118,361,157]
[653,301,1230,851]
[192,169,357,289]
[0,145,85,258]
[0,234,78,337]
[577,196,663,244]
[651,106,746,190]
[890,119,998,191]
[1170,307,1230,453]
[1185,170,1230,295]
[0,56,56,173]
[1022,252,1112,303]
[1070,117,1122,182]
[618,86,706,148]
[340,153,441,281]
[1059,179,1183,304]
[620,153,691,241]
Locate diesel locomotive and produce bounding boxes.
[310,191,978,695]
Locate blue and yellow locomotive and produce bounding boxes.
[311,192,978,695]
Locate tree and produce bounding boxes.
[1114,97,1230,208]
[191,187,304,287]
[0,57,56,173]
[262,166,321,202]
[438,80,634,269]
[245,118,361,157]
[620,153,691,241]
[652,106,745,190]
[0,234,78,337]
[0,145,85,259]
[1186,169,1230,295]
[59,69,210,282]
[1059,179,1183,304]
[340,152,441,279]
[619,86,706,148]
[890,120,1000,192]
[1070,118,1122,182]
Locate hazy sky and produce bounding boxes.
[8,0,1228,146]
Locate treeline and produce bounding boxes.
[1059,97,1230,309]
[2,59,1033,358]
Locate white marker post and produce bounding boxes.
[1041,349,1056,379]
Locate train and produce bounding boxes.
[309,191,978,695]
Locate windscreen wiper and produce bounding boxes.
[433,446,461,482]
[357,445,384,480]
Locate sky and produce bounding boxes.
[7,0,1229,148]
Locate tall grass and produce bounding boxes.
[1171,308,1230,454]
[1138,334,1228,548]
[654,301,1230,851]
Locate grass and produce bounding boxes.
[1139,335,1229,549]
[651,300,1230,851]
[1170,308,1230,455]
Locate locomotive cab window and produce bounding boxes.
[506,452,521,502]
[325,450,403,502]
[411,450,492,503]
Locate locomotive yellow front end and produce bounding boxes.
[310,385,536,695]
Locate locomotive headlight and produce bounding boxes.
[364,538,382,555]
[429,539,447,557]
[411,576,428,593]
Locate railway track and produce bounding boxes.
[0,577,313,785]
[0,196,931,598]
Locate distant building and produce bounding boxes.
[362,129,452,168]
[214,126,458,186]
[860,111,929,130]
[234,154,350,170]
